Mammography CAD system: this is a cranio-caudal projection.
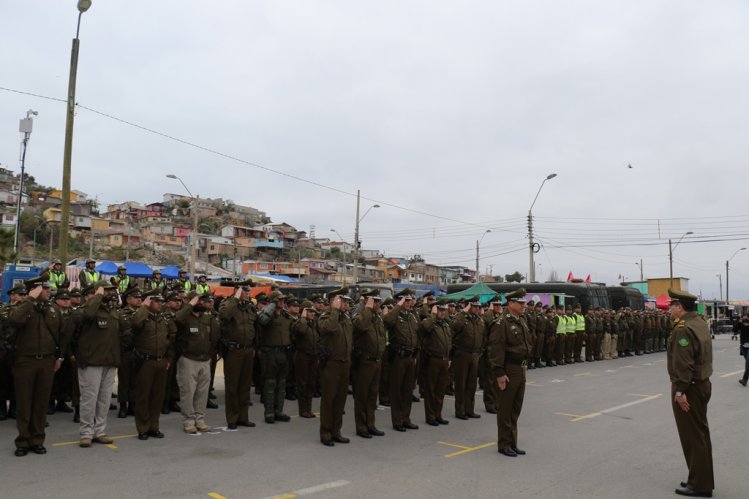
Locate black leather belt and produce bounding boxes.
[135,351,165,361]
[505,358,528,367]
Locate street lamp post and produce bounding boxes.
[716,274,722,301]
[352,189,379,284]
[59,0,93,265]
[528,173,557,283]
[167,174,198,280]
[668,231,693,288]
[476,230,491,283]
[14,110,38,256]
[635,258,644,282]
[726,247,746,304]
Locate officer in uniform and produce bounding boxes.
[532,301,547,368]
[584,306,597,362]
[667,289,714,498]
[111,266,131,294]
[161,293,183,414]
[383,290,420,432]
[146,270,166,291]
[378,297,394,406]
[292,301,318,418]
[48,260,69,292]
[554,305,567,365]
[8,279,61,456]
[218,280,256,429]
[543,306,557,367]
[195,275,211,295]
[480,299,502,413]
[48,292,75,415]
[175,269,191,292]
[351,291,386,438]
[78,259,99,289]
[117,287,142,418]
[0,285,28,421]
[131,293,175,440]
[450,297,485,420]
[487,288,533,458]
[419,302,452,426]
[316,288,353,446]
[256,291,293,424]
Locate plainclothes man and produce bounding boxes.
[73,280,124,448]
[667,289,714,498]
[487,288,533,458]
[175,293,219,433]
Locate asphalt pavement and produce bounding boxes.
[1,335,746,499]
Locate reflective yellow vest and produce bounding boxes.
[116,276,130,293]
[83,270,99,286]
[49,271,66,290]
[574,313,586,332]
[556,315,566,335]
[196,283,211,295]
[565,315,576,334]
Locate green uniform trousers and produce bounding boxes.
[319,359,350,441]
[13,356,55,449]
[672,381,714,493]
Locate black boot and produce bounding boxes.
[117,404,127,419]
[127,402,135,416]
[0,401,7,421]
[73,406,80,423]
[56,400,74,413]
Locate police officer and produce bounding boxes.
[111,266,130,294]
[292,301,318,418]
[117,287,142,418]
[0,285,27,421]
[218,280,257,430]
[195,275,211,295]
[667,289,714,498]
[78,259,99,289]
[383,290,420,432]
[8,280,61,456]
[487,288,532,458]
[48,292,75,415]
[450,297,485,420]
[146,270,166,291]
[256,290,293,424]
[48,260,69,291]
[317,288,353,446]
[420,302,452,426]
[351,291,386,438]
[131,293,175,440]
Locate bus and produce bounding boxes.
[445,282,611,313]
[606,286,645,310]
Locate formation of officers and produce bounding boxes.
[1,264,674,455]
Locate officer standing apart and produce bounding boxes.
[488,288,532,458]
[9,280,61,457]
[316,289,353,446]
[667,289,714,498]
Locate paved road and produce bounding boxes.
[2,336,746,499]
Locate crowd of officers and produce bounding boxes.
[0,263,673,454]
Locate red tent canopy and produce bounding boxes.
[655,293,671,310]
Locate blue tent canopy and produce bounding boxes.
[160,265,183,279]
[94,261,154,278]
[94,261,118,275]
[124,262,154,278]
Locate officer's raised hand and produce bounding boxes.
[234,287,243,299]
[95,286,104,296]
[28,285,43,300]
[189,295,199,307]
[431,305,438,315]
[331,296,342,310]
[142,296,152,307]
[366,297,374,309]
[398,297,406,307]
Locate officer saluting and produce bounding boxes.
[667,289,714,498]
[487,288,532,458]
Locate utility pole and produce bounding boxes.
[528,173,557,283]
[726,247,746,305]
[14,110,38,256]
[475,239,479,283]
[353,190,360,284]
[668,239,673,289]
[716,274,722,301]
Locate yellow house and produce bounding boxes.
[50,190,80,202]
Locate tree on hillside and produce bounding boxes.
[504,271,525,283]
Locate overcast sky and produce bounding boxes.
[2,1,749,300]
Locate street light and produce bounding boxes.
[330,228,348,284]
[167,174,198,280]
[716,274,723,301]
[668,231,693,288]
[59,0,94,265]
[14,110,38,256]
[635,259,644,282]
[352,189,380,284]
[726,247,746,304]
[528,173,557,282]
[476,229,491,283]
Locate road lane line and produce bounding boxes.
[52,433,138,447]
[263,480,350,499]
[444,442,495,458]
[437,441,472,450]
[208,493,227,499]
[720,369,744,378]
[105,444,118,450]
[555,412,586,418]
[570,394,662,422]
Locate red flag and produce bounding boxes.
[585,274,591,283]
[566,272,574,282]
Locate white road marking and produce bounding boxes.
[720,369,745,378]
[262,480,350,499]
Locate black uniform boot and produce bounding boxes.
[73,406,80,423]
[127,402,135,416]
[117,404,128,418]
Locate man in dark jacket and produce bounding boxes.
[72,280,124,448]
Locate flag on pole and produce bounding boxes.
[566,271,574,282]
[585,274,591,283]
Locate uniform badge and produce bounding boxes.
[678,337,689,347]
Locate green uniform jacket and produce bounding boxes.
[317,309,353,362]
[667,311,713,393]
[352,308,387,361]
[291,317,318,356]
[218,297,257,347]
[383,305,419,350]
[450,311,485,354]
[131,306,175,361]
[8,299,61,358]
[174,307,218,362]
[74,295,124,368]
[257,303,293,347]
[487,313,533,379]
[419,314,452,358]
